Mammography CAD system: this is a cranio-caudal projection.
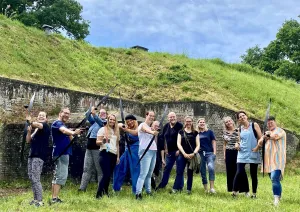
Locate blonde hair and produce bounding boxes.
[223,116,235,131]
[106,114,120,141]
[184,116,195,132]
[197,118,208,131]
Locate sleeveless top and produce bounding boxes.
[237,122,261,164]
[223,128,239,150]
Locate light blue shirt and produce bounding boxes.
[237,122,261,164]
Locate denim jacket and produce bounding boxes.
[86,109,106,139]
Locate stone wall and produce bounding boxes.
[0,77,299,180]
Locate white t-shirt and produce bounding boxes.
[97,127,118,155]
[138,122,157,151]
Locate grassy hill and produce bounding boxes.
[0,15,300,134]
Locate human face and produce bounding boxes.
[37,112,47,122]
[59,109,70,123]
[152,121,160,131]
[225,118,234,129]
[168,112,177,125]
[108,115,116,128]
[198,119,206,130]
[146,112,155,123]
[99,109,107,119]
[185,118,193,129]
[238,113,248,123]
[267,120,277,130]
[126,119,135,129]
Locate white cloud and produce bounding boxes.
[78,0,300,62]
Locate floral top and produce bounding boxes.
[223,128,239,150]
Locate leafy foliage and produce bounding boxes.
[0,0,89,39]
[241,18,300,81]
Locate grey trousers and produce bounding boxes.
[28,158,44,201]
[79,149,103,190]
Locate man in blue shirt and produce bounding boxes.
[51,108,81,204]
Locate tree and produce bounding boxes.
[241,18,300,81]
[1,0,89,40]
[241,45,263,68]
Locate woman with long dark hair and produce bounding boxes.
[232,111,262,198]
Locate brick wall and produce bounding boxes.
[0,77,299,180]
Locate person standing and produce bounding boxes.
[26,112,50,207]
[232,111,262,198]
[172,116,200,194]
[113,114,140,194]
[253,116,286,206]
[197,118,217,193]
[223,116,249,195]
[79,107,107,192]
[135,111,159,200]
[51,108,81,203]
[96,114,120,198]
[156,112,183,190]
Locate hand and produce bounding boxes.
[152,131,159,136]
[183,153,191,159]
[188,153,194,159]
[74,129,81,135]
[27,125,32,132]
[175,150,179,157]
[252,146,259,152]
[91,106,96,115]
[235,143,240,151]
[26,115,32,123]
[162,159,166,167]
[116,157,120,165]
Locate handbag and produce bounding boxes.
[183,132,201,172]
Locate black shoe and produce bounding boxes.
[51,198,63,204]
[146,192,153,196]
[78,188,86,192]
[251,194,257,199]
[135,193,142,200]
[155,187,160,192]
[231,193,237,198]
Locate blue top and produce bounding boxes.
[127,133,139,146]
[52,120,72,156]
[199,130,216,153]
[237,122,261,164]
[86,111,106,139]
[29,122,50,161]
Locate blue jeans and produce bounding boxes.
[136,150,157,194]
[173,154,194,191]
[200,152,215,185]
[158,151,178,188]
[269,170,282,196]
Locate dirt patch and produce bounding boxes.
[0,188,28,198]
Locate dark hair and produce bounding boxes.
[125,114,137,121]
[146,111,154,116]
[236,110,247,120]
[267,116,275,121]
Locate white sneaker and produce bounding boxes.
[210,188,216,194]
[274,196,280,206]
[245,192,250,198]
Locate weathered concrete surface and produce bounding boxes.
[0,77,298,179]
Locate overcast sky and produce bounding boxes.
[78,0,299,62]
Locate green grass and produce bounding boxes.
[0,15,300,134]
[1,172,299,211]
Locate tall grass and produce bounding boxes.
[0,15,300,134]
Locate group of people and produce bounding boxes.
[25,106,287,207]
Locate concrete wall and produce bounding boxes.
[0,77,298,180]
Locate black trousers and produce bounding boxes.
[233,163,258,193]
[225,150,249,192]
[96,151,117,197]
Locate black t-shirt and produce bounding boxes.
[29,122,50,161]
[162,122,183,152]
[179,130,198,154]
[87,138,100,150]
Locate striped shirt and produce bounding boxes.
[223,129,239,150]
[263,127,286,175]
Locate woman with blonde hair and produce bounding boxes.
[96,114,120,198]
[223,116,248,194]
[197,118,217,193]
[171,116,200,194]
